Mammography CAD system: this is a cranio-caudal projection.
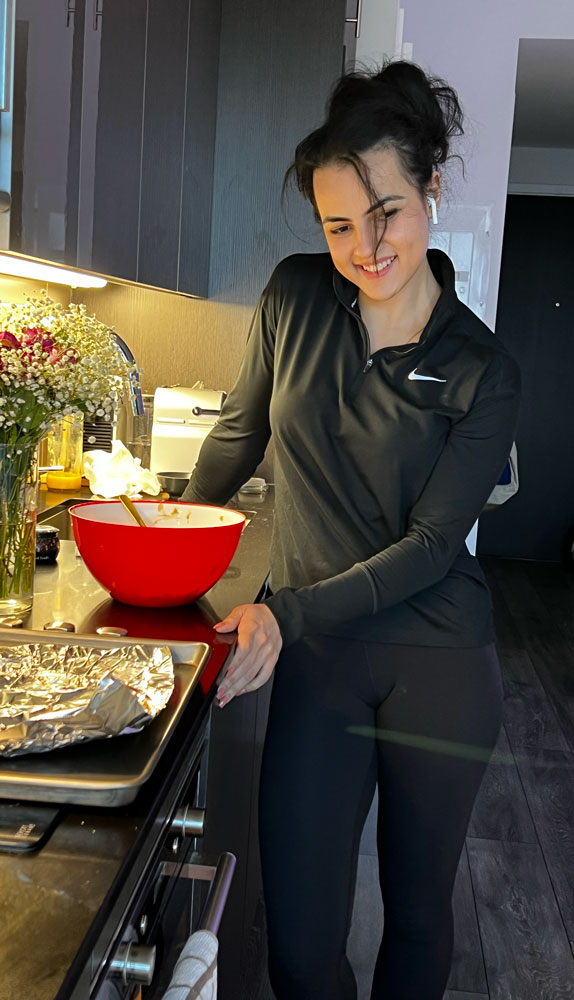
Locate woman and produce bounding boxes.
[182,61,521,1000]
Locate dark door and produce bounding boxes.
[477,194,574,562]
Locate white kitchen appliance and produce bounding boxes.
[150,386,226,475]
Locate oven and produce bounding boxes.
[92,733,235,1000]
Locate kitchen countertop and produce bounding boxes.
[0,486,274,1000]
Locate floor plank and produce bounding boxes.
[481,557,525,651]
[491,562,574,751]
[443,993,488,999]
[514,745,574,943]
[359,786,378,856]
[467,724,538,843]
[447,844,488,994]
[467,837,574,999]
[347,854,384,998]
[527,562,574,647]
[500,649,570,752]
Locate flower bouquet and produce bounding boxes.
[0,292,136,613]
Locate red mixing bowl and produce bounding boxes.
[69,500,246,607]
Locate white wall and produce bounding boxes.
[508,146,574,195]
[402,0,574,329]
[355,0,400,67]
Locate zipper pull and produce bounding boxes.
[362,358,373,373]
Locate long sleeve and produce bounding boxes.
[181,287,276,505]
[264,353,521,645]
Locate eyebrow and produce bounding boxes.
[321,195,405,224]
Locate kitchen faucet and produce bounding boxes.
[112,334,145,416]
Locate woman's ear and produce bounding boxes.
[428,171,442,211]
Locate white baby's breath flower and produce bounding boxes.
[0,291,136,449]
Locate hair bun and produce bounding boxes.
[372,60,464,165]
[285,59,465,217]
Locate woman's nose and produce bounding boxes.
[354,222,377,260]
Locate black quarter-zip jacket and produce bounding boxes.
[182,249,521,648]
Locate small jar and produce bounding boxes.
[35,524,60,564]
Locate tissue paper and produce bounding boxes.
[83,440,161,499]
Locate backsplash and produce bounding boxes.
[73,281,253,397]
[0,274,71,307]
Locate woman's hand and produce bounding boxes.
[214,604,282,707]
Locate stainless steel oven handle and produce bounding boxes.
[197,851,236,935]
[159,851,236,935]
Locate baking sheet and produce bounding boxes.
[0,632,211,806]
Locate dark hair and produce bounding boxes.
[284,60,464,222]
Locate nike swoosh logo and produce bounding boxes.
[408,368,447,383]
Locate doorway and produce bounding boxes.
[477,38,574,563]
[477,194,574,561]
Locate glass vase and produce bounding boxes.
[0,441,38,615]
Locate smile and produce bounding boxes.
[358,256,397,275]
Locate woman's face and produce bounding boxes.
[312,146,440,305]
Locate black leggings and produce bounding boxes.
[258,635,503,1000]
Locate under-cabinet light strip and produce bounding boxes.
[0,254,107,288]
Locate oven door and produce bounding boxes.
[94,746,235,1000]
[98,851,235,1000]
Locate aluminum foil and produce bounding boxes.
[0,643,175,756]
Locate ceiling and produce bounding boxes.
[512,38,574,148]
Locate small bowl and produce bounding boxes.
[156,472,190,497]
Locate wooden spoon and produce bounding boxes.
[119,494,148,527]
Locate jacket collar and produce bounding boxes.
[332,248,458,346]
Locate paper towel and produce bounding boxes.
[83,440,161,499]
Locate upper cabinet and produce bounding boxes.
[10,0,221,296]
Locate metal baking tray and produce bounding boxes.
[0,630,211,807]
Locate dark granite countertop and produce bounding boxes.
[0,487,274,1000]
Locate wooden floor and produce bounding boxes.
[257,558,574,999]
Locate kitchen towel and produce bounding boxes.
[161,929,218,1000]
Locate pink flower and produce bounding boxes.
[48,347,64,365]
[0,331,21,350]
[22,327,54,352]
[21,327,41,345]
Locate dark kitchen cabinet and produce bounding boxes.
[10,0,76,261]
[208,0,349,306]
[91,0,220,294]
[11,0,221,296]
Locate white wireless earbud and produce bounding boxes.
[427,196,438,225]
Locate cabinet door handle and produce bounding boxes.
[93,0,103,31]
[66,1,75,28]
[345,0,363,39]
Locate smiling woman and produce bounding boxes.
[313,148,442,351]
[181,59,521,1000]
